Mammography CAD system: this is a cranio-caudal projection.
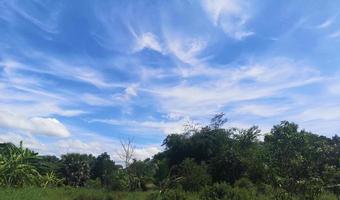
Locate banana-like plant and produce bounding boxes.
[0,141,42,187]
[40,172,63,188]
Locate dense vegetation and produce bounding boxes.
[0,114,339,199]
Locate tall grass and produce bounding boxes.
[0,187,337,200]
[0,187,151,200]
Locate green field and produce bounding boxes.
[0,187,338,200]
[0,187,152,200]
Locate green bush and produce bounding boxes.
[147,189,189,200]
[200,182,233,200]
[200,182,261,200]
[231,187,256,200]
[85,178,101,189]
[74,194,116,200]
[255,182,273,195]
[233,178,254,190]
[178,158,212,192]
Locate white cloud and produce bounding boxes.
[329,30,340,38]
[82,93,114,106]
[90,118,190,135]
[0,110,70,137]
[236,104,290,117]
[0,130,160,162]
[0,132,48,151]
[201,0,253,40]
[112,84,139,102]
[328,83,340,95]
[135,146,161,160]
[1,1,61,34]
[1,59,124,89]
[316,17,336,29]
[166,36,207,65]
[133,32,163,53]
[149,58,322,118]
[293,104,340,122]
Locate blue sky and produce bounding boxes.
[1,0,340,160]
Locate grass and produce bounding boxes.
[0,187,337,200]
[0,187,153,200]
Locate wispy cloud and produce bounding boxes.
[89,118,190,135]
[235,104,290,117]
[201,0,254,40]
[316,16,336,29]
[329,30,340,38]
[0,0,61,34]
[1,0,340,157]
[148,58,322,119]
[133,32,163,53]
[165,35,207,65]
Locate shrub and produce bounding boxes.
[178,158,212,192]
[231,187,256,200]
[85,178,101,189]
[200,182,233,200]
[147,189,189,200]
[233,178,254,190]
[74,194,116,200]
[200,182,260,200]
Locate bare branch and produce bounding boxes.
[117,138,135,168]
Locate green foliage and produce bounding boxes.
[60,153,92,187]
[154,159,170,187]
[0,114,339,199]
[126,159,157,191]
[40,172,63,188]
[233,177,254,190]
[177,158,211,192]
[108,170,129,191]
[148,189,189,200]
[264,121,328,198]
[200,182,234,200]
[91,152,119,189]
[208,148,244,184]
[0,187,153,200]
[200,182,258,200]
[0,142,42,187]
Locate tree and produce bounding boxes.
[177,158,211,192]
[39,155,61,176]
[209,148,244,184]
[126,159,157,191]
[264,121,327,199]
[117,138,137,191]
[60,153,92,187]
[118,138,135,168]
[91,152,118,188]
[209,112,228,129]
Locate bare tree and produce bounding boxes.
[117,138,135,168]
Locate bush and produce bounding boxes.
[200,182,233,200]
[231,187,256,200]
[178,158,212,192]
[200,182,260,200]
[256,182,273,195]
[74,194,116,200]
[105,171,128,191]
[85,178,101,189]
[147,189,189,200]
[233,178,254,190]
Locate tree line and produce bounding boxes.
[0,113,339,200]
